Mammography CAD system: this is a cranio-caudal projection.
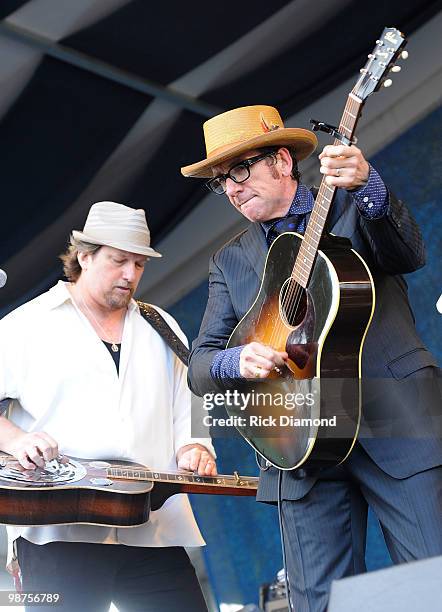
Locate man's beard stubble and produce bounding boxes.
[105,287,134,310]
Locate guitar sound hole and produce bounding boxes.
[280,280,307,326]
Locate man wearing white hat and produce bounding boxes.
[182,106,441,611]
[0,201,216,611]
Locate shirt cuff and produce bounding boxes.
[351,164,389,219]
[210,346,244,381]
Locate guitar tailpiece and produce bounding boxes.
[310,119,357,146]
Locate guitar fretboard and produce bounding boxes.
[292,94,363,288]
[107,467,258,489]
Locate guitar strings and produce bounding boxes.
[268,96,360,352]
[105,464,257,483]
[281,95,359,321]
[0,454,258,487]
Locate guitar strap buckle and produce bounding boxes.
[310,119,357,146]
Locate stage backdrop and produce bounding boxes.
[168,103,442,608]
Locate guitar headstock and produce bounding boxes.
[353,27,407,101]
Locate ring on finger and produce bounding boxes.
[255,366,261,378]
[335,168,341,177]
[274,366,282,375]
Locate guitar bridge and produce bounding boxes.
[233,471,243,485]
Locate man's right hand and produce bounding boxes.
[7,431,59,470]
[239,341,288,379]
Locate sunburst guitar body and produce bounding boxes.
[226,232,375,469]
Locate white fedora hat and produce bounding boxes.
[72,201,161,258]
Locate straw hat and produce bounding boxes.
[181,105,317,178]
[72,201,162,257]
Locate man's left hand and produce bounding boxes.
[177,444,217,476]
[319,144,370,190]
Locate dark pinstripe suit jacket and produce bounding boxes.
[188,188,442,501]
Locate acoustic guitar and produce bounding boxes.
[225,28,407,470]
[0,454,257,526]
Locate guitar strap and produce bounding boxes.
[136,301,189,366]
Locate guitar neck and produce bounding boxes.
[0,454,258,497]
[107,466,258,495]
[292,93,363,288]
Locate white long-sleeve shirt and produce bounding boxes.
[0,281,215,564]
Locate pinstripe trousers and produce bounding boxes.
[281,442,442,612]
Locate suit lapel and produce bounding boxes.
[306,190,352,236]
[328,192,360,238]
[325,191,347,231]
[240,222,268,278]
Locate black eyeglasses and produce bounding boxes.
[205,152,276,195]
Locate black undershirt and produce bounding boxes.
[102,341,121,373]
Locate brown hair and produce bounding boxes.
[59,236,101,282]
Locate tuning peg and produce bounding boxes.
[401,50,409,59]
[391,65,401,72]
[383,79,393,88]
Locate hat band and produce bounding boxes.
[207,127,286,159]
[83,225,150,241]
[85,227,149,244]
[207,139,245,158]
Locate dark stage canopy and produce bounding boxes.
[0,0,441,313]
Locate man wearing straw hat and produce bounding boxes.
[182,106,441,611]
[0,201,216,611]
